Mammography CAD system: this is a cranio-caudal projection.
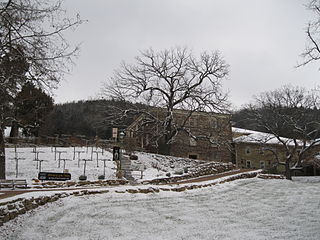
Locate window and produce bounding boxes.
[211,118,218,128]
[260,161,265,169]
[189,154,198,159]
[245,147,251,155]
[211,151,218,160]
[190,138,197,146]
[246,160,251,168]
[189,117,197,127]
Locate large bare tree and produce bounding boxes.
[102,47,230,154]
[0,0,83,179]
[300,0,320,66]
[245,85,320,180]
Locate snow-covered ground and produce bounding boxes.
[1,177,319,240]
[5,147,116,181]
[4,147,207,183]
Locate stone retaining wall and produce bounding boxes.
[33,179,128,189]
[142,162,235,185]
[0,190,109,227]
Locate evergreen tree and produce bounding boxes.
[13,82,54,137]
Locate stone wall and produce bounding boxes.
[235,142,287,170]
[235,142,320,171]
[142,162,235,185]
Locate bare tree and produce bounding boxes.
[300,0,320,66]
[245,85,320,180]
[102,47,230,154]
[0,0,84,179]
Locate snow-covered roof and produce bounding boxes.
[232,127,261,135]
[233,129,294,146]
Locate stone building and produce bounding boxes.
[232,128,289,170]
[232,127,320,175]
[125,109,233,163]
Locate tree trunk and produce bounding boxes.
[285,161,292,180]
[0,127,6,179]
[9,120,19,144]
[159,137,171,155]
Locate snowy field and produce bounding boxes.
[4,147,205,182]
[5,147,116,181]
[1,177,320,240]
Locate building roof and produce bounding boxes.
[127,108,230,130]
[232,127,261,136]
[232,127,294,146]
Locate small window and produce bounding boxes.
[190,138,197,146]
[145,134,149,145]
[211,118,218,128]
[211,151,218,160]
[189,117,197,127]
[189,154,198,159]
[246,160,251,168]
[245,147,251,155]
[260,161,265,169]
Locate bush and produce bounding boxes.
[264,167,280,175]
[129,154,138,160]
[98,175,105,180]
[79,175,87,181]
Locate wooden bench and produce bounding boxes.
[0,179,28,189]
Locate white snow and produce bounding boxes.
[4,147,215,184]
[3,127,11,137]
[1,177,319,240]
[233,130,295,146]
[232,127,261,135]
[5,147,116,182]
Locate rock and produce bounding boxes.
[7,204,16,210]
[174,169,184,175]
[171,187,186,192]
[138,188,153,194]
[79,175,87,181]
[18,208,26,214]
[129,155,138,160]
[9,210,19,220]
[98,175,105,180]
[115,190,126,193]
[127,189,139,194]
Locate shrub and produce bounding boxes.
[98,175,105,180]
[79,175,87,181]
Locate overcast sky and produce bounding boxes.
[54,0,319,109]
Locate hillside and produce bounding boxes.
[40,99,136,139]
